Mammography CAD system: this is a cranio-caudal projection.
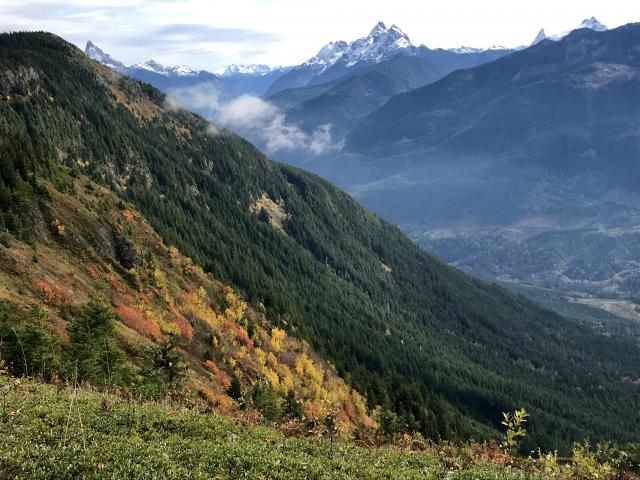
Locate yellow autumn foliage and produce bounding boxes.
[224,288,247,323]
[255,348,267,368]
[157,318,181,337]
[266,352,278,367]
[276,363,294,395]
[270,327,286,352]
[295,353,324,385]
[153,267,167,290]
[264,367,279,388]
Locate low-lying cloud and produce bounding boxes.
[165,83,340,155]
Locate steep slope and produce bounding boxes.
[2,32,640,450]
[343,23,640,300]
[0,172,370,429]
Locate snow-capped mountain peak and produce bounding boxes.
[222,64,273,76]
[577,16,607,32]
[447,45,510,54]
[531,17,608,45]
[134,60,166,74]
[132,60,199,77]
[531,28,547,45]
[84,41,126,71]
[305,21,414,72]
[369,21,389,37]
[306,41,349,67]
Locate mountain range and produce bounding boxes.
[531,16,608,45]
[84,22,515,151]
[266,23,511,140]
[336,22,640,301]
[3,31,640,451]
[84,41,290,97]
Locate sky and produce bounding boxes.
[1,0,640,71]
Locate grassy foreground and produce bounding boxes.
[0,373,543,480]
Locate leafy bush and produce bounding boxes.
[116,305,163,341]
[502,408,529,453]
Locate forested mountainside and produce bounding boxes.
[0,172,370,430]
[2,32,640,451]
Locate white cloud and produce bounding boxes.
[166,83,339,155]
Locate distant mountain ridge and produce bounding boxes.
[531,16,608,45]
[338,22,640,301]
[266,21,513,95]
[222,64,278,76]
[265,22,512,141]
[83,41,289,96]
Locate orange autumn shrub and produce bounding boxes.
[203,360,231,388]
[198,387,233,411]
[87,265,101,279]
[106,272,126,293]
[303,401,322,421]
[116,305,163,341]
[174,317,194,342]
[342,394,358,420]
[33,279,69,307]
[121,209,136,220]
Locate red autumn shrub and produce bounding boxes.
[174,317,194,342]
[106,272,126,293]
[203,360,231,388]
[33,279,69,307]
[116,305,163,341]
[224,319,254,348]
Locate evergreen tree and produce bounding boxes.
[66,297,125,386]
[283,389,303,419]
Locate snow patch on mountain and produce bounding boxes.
[447,45,510,54]
[222,64,273,76]
[531,17,608,45]
[132,60,199,77]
